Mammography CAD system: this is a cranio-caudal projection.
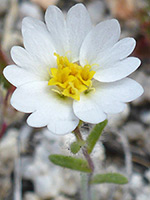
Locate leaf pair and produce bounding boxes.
[49,120,128,185]
[70,119,108,155]
[49,155,128,185]
[50,120,108,173]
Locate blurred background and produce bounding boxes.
[0,0,150,200]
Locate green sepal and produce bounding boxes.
[86,119,108,154]
[49,154,92,173]
[91,173,128,185]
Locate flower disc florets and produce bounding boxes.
[48,53,95,100]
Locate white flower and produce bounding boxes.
[3,4,143,135]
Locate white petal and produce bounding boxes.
[94,37,136,67]
[66,4,92,62]
[22,17,56,66]
[80,19,120,66]
[11,46,52,79]
[27,99,79,135]
[3,65,40,87]
[94,57,141,82]
[73,93,107,124]
[11,46,35,69]
[27,110,49,127]
[96,78,144,103]
[27,97,79,135]
[73,78,143,123]
[93,78,143,107]
[47,108,79,135]
[11,81,47,113]
[45,5,68,56]
[11,81,79,134]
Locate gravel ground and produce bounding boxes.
[0,0,150,200]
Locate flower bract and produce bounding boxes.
[3,4,143,135]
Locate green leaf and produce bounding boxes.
[70,140,85,154]
[70,142,81,154]
[0,75,10,89]
[86,120,108,154]
[91,173,128,185]
[49,154,92,173]
[0,49,11,89]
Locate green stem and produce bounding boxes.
[82,147,95,172]
[74,127,94,200]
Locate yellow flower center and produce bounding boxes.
[48,53,96,100]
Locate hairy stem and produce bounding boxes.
[74,127,95,200]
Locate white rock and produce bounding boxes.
[33,165,79,198]
[60,134,76,155]
[130,174,143,189]
[55,196,70,200]
[59,169,80,195]
[122,193,133,200]
[0,128,19,194]
[43,128,59,141]
[136,194,150,200]
[121,122,145,141]
[96,184,111,198]
[34,169,63,198]
[91,142,105,172]
[40,129,63,154]
[22,158,49,179]
[92,142,105,159]
[0,129,18,161]
[22,130,81,198]
[142,186,150,197]
[35,175,54,198]
[140,111,150,125]
[24,192,40,200]
[145,170,150,182]
[107,105,130,128]
[0,176,11,198]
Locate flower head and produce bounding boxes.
[48,53,95,100]
[3,4,143,135]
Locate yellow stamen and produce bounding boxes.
[48,53,96,100]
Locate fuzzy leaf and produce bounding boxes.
[49,154,92,173]
[70,140,85,154]
[91,173,128,185]
[86,120,108,154]
[70,142,81,154]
